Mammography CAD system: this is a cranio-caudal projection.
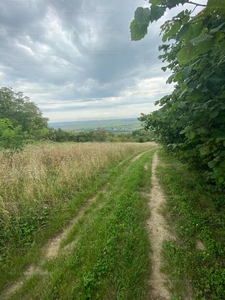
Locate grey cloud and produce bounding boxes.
[0,0,177,121]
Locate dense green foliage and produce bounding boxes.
[0,87,49,150]
[0,118,26,155]
[131,0,225,186]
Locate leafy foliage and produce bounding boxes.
[130,19,148,41]
[0,87,48,140]
[131,0,225,187]
[0,118,26,156]
[47,127,153,143]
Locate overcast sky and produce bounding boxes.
[0,0,206,122]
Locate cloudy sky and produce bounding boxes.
[0,0,206,122]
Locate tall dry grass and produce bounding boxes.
[0,142,153,221]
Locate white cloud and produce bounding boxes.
[0,0,196,122]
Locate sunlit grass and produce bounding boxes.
[0,142,154,220]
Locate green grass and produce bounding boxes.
[157,150,225,300]
[1,146,157,299]
[0,144,156,293]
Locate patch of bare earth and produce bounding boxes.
[147,152,173,300]
[196,240,206,251]
[42,195,97,259]
[131,152,145,162]
[1,196,97,299]
[1,266,47,299]
[131,144,157,163]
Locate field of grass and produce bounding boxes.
[0,141,157,298]
[1,143,225,299]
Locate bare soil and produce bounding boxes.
[147,152,173,300]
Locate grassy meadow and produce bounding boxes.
[0,141,157,298]
[1,142,224,299]
[0,142,149,217]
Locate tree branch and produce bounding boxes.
[188,1,206,7]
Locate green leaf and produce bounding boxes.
[186,130,195,140]
[188,89,203,100]
[183,24,194,43]
[208,160,217,168]
[192,22,204,38]
[178,101,187,109]
[189,34,213,45]
[174,72,182,81]
[199,147,207,156]
[130,19,148,41]
[210,110,219,119]
[182,65,192,79]
[134,7,151,25]
[166,74,175,84]
[177,43,195,65]
[179,88,188,99]
[163,20,182,41]
[220,160,225,168]
[150,4,166,22]
[210,22,225,34]
[177,117,188,127]
[177,24,190,41]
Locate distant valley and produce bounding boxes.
[48,118,141,133]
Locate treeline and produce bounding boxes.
[47,127,153,143]
[0,87,153,155]
[0,87,49,155]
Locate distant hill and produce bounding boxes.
[48,118,141,133]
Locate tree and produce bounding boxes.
[0,87,49,140]
[130,0,225,186]
[0,118,26,156]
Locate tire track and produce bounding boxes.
[147,152,173,300]
[0,150,149,300]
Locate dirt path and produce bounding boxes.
[42,195,97,259]
[1,195,98,299]
[147,152,172,300]
[1,151,148,300]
